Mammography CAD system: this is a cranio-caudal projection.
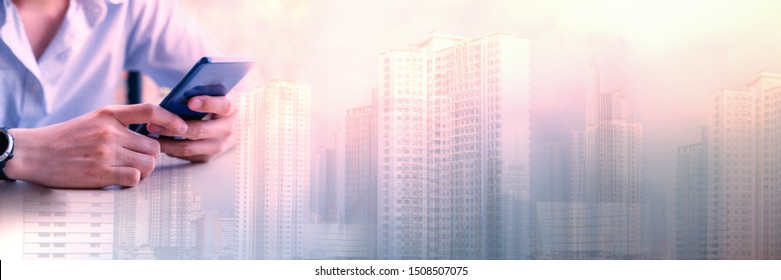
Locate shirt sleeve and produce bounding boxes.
[123,0,224,88]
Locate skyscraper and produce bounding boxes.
[220,216,236,258]
[674,128,708,259]
[235,81,311,259]
[344,96,379,258]
[570,63,643,259]
[114,187,138,260]
[149,156,197,259]
[532,142,572,259]
[345,99,378,226]
[708,88,756,259]
[23,189,115,260]
[419,34,463,261]
[311,129,345,225]
[538,142,572,203]
[435,34,530,260]
[749,73,781,259]
[377,48,429,259]
[235,90,259,259]
[707,73,781,259]
[312,146,338,223]
[376,33,531,259]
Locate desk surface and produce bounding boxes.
[0,149,373,260]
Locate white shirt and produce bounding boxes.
[0,0,218,128]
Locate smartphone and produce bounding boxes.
[132,56,256,137]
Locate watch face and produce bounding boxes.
[0,132,7,151]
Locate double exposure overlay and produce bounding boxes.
[1,0,781,260]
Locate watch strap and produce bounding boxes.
[0,127,15,181]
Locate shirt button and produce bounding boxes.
[31,83,41,92]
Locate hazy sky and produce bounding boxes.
[182,0,781,196]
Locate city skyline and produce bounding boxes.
[15,69,779,260]
[9,64,781,260]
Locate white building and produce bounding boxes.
[570,64,643,259]
[149,156,197,259]
[674,128,709,259]
[23,189,114,259]
[312,146,338,224]
[377,33,531,259]
[708,88,756,259]
[749,73,781,259]
[235,90,259,259]
[706,73,781,259]
[235,81,311,259]
[532,142,571,259]
[344,99,379,259]
[114,187,138,259]
[303,224,374,260]
[377,48,429,259]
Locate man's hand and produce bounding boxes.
[152,95,236,163]
[4,104,188,188]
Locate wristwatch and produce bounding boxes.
[0,127,16,181]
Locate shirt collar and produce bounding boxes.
[0,0,123,28]
[0,0,125,114]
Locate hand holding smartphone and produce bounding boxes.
[131,56,256,138]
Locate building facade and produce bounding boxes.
[23,190,114,259]
[708,88,756,259]
[570,64,643,259]
[749,74,781,259]
[258,81,311,259]
[706,73,781,259]
[149,156,197,259]
[235,81,311,259]
[344,98,379,259]
[376,33,531,259]
[377,48,430,259]
[674,128,709,259]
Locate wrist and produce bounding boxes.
[3,128,31,181]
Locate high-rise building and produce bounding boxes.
[538,142,572,203]
[114,187,138,259]
[749,73,781,259]
[235,81,311,260]
[707,73,781,259]
[531,142,571,259]
[570,63,643,259]
[220,216,236,258]
[674,128,709,259]
[196,211,224,259]
[312,145,338,224]
[376,33,531,259]
[149,156,197,259]
[23,189,114,259]
[344,96,379,258]
[377,48,429,259]
[345,99,378,226]
[433,34,530,259]
[235,90,259,259]
[419,34,463,260]
[708,88,756,259]
[302,223,375,259]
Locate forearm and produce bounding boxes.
[2,104,186,188]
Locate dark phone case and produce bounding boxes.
[132,56,255,138]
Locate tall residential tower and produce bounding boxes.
[570,64,643,259]
[376,33,530,259]
[235,81,311,259]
